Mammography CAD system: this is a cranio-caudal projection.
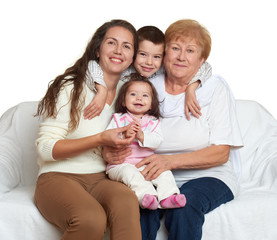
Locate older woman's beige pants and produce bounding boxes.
[34,172,141,240]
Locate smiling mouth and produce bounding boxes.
[174,63,187,68]
[141,66,154,72]
[134,103,143,107]
[111,58,122,63]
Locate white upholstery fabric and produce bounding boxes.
[0,100,277,239]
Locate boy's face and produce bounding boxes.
[134,40,164,77]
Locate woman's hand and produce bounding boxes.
[99,125,135,148]
[102,145,132,165]
[52,125,134,160]
[136,154,173,180]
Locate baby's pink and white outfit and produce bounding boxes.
[106,112,181,207]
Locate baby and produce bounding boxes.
[106,73,186,209]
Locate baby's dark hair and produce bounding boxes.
[115,72,161,119]
[137,26,165,45]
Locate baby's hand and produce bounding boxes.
[125,122,140,138]
[135,126,144,143]
[129,120,144,144]
[84,84,107,120]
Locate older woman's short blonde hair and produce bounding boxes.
[165,19,211,60]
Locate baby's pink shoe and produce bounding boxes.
[141,194,159,210]
[161,194,186,209]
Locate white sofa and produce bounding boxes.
[0,100,277,240]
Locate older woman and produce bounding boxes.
[134,19,244,239]
[34,20,141,240]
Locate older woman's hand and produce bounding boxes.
[136,154,172,181]
[102,145,132,165]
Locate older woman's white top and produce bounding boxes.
[150,74,244,197]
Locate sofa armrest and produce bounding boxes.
[0,106,22,194]
[0,142,22,194]
[236,100,277,187]
[0,102,40,194]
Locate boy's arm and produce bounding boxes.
[188,61,212,86]
[185,81,201,120]
[185,62,212,120]
[86,60,107,90]
[84,61,134,120]
[84,83,107,120]
[84,61,108,119]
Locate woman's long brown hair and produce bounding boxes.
[36,19,137,131]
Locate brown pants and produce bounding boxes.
[34,172,141,240]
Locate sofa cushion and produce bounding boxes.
[0,186,62,239]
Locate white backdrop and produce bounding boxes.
[1,0,276,118]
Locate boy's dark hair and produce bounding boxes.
[137,26,164,45]
[115,72,161,119]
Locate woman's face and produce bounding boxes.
[163,37,205,82]
[98,26,135,76]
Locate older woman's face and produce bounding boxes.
[163,38,204,81]
[98,26,134,76]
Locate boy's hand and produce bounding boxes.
[185,81,201,120]
[83,99,104,119]
[84,84,107,120]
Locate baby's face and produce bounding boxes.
[123,81,153,119]
[134,40,164,77]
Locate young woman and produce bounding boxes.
[34,20,141,240]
